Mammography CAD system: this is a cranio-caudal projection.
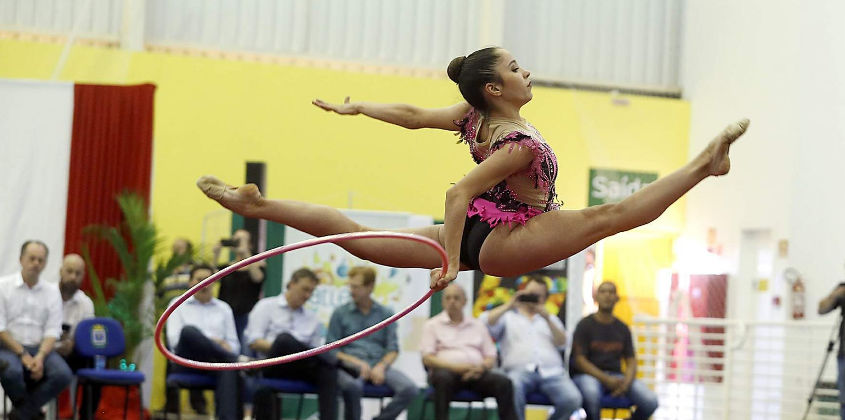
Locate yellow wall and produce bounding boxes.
[0,39,690,409]
[603,232,676,324]
[0,39,690,238]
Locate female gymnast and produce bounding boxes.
[198,47,748,290]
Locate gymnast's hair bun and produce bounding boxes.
[447,56,466,83]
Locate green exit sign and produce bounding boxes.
[589,168,658,206]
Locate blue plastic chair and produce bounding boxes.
[419,388,487,420]
[258,378,404,419]
[165,372,218,419]
[525,390,634,419]
[257,377,318,420]
[525,390,553,405]
[600,394,635,419]
[72,317,145,420]
[362,383,395,411]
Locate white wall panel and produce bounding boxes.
[502,0,683,92]
[0,0,121,39]
[0,0,684,93]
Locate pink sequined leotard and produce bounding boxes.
[454,108,560,270]
[456,108,560,227]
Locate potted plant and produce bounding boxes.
[80,191,193,417]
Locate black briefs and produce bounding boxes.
[459,214,494,270]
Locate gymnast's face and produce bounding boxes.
[489,49,533,107]
[189,268,214,303]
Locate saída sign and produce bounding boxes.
[588,168,658,206]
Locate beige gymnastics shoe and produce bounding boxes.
[708,118,750,176]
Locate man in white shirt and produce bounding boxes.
[55,254,95,362]
[245,268,338,420]
[55,254,97,420]
[480,277,583,420]
[166,264,243,420]
[0,240,73,420]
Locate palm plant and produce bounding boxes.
[82,191,192,359]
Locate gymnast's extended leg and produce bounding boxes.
[197,177,446,269]
[480,119,749,276]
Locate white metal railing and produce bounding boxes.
[0,0,685,94]
[633,316,841,420]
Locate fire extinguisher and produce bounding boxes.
[792,276,805,319]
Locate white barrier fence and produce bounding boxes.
[633,316,841,420]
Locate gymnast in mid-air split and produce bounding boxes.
[198,46,749,290]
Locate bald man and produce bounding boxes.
[55,254,95,360]
[571,282,658,420]
[420,284,517,420]
[55,254,98,420]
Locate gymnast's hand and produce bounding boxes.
[429,267,457,290]
[312,97,360,115]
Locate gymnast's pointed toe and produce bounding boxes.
[197,175,229,201]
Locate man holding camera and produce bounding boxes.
[214,229,266,346]
[480,277,582,420]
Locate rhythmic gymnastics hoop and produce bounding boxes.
[154,231,448,371]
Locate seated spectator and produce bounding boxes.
[571,281,658,420]
[55,254,95,365]
[161,238,207,416]
[171,238,195,276]
[166,264,243,420]
[0,240,73,420]
[480,277,582,420]
[327,266,417,420]
[55,254,97,420]
[245,268,338,420]
[421,284,517,420]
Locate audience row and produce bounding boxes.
[169,263,659,420]
[0,238,658,420]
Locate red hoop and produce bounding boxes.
[154,231,447,371]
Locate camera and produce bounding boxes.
[516,293,540,303]
[220,238,239,247]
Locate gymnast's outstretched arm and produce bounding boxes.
[312,97,470,131]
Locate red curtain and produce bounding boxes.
[63,83,156,298]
